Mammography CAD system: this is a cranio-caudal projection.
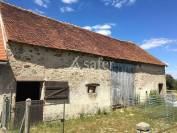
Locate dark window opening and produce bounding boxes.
[86,83,100,93]
[16,81,41,102]
[158,83,163,94]
[45,81,69,103]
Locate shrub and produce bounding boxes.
[96,108,108,115]
[97,108,101,115]
[149,90,163,105]
[79,113,85,119]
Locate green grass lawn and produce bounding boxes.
[8,93,177,133]
[22,107,177,133]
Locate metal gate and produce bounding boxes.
[111,62,135,106]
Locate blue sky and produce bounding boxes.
[6,0,177,79]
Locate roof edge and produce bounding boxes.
[0,60,7,64]
[125,41,167,66]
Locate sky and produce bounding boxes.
[5,0,177,79]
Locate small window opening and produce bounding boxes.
[86,83,100,93]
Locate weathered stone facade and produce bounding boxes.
[0,42,166,120]
[6,42,111,120]
[134,64,166,101]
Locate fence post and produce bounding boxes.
[24,98,31,133]
[61,101,65,133]
[1,95,10,129]
[9,91,12,124]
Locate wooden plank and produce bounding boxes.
[45,88,66,99]
[111,62,135,106]
[45,81,69,88]
[14,100,44,129]
[45,81,69,101]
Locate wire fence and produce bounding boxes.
[130,94,177,117]
[1,93,177,132]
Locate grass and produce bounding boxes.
[9,106,177,133]
[8,92,177,133]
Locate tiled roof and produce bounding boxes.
[0,2,165,66]
[0,25,7,61]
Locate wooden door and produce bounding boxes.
[111,62,135,106]
[14,100,44,128]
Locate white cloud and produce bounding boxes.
[92,24,112,30]
[140,38,177,50]
[96,30,111,36]
[171,72,177,79]
[171,49,177,52]
[164,62,170,66]
[60,0,78,13]
[34,9,45,14]
[167,70,177,79]
[102,0,136,8]
[83,23,115,36]
[128,0,136,5]
[83,26,92,30]
[60,6,75,13]
[34,0,50,8]
[61,0,78,4]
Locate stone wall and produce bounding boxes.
[134,64,166,101]
[1,42,166,120]
[6,43,111,120]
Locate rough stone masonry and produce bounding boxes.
[0,42,166,120]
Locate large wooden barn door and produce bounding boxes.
[111,62,135,106]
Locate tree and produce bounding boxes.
[175,79,177,89]
[166,74,177,90]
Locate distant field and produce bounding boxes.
[10,106,177,133]
[167,89,177,93]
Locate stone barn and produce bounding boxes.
[0,2,166,121]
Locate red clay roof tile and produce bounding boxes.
[0,2,165,66]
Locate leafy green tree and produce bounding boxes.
[175,80,177,89]
[166,74,177,90]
